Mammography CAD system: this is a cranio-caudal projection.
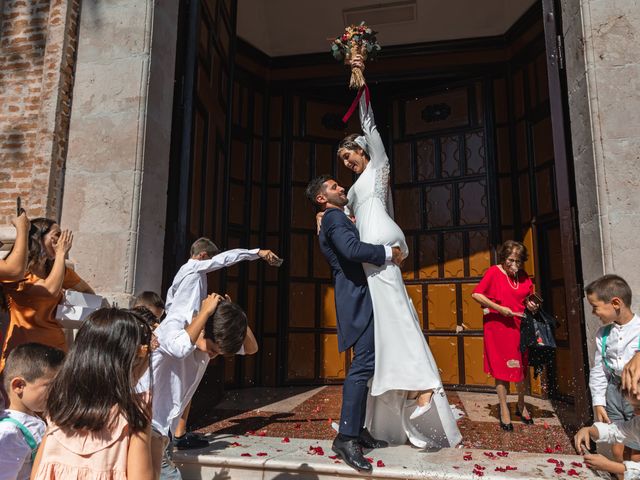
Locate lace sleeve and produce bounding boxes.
[359,93,388,170]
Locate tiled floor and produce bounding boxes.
[191,386,581,455]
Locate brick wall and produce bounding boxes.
[0,0,80,224]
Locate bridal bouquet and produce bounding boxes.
[331,22,381,89]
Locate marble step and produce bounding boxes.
[173,434,600,479]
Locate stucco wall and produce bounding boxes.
[59,0,178,305]
[562,0,640,362]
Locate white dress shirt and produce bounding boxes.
[140,248,260,435]
[595,418,640,479]
[0,409,45,480]
[589,315,640,407]
[165,248,261,321]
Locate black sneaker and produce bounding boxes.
[173,432,209,450]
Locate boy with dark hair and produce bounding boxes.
[0,343,65,480]
[134,291,166,321]
[164,237,279,453]
[141,294,256,478]
[587,274,640,463]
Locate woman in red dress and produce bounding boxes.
[472,240,539,431]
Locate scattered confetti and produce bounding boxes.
[307,445,325,456]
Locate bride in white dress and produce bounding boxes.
[336,56,462,448]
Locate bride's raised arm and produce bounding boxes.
[358,91,389,170]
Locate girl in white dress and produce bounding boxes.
[336,56,462,448]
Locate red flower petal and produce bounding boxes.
[241,453,252,457]
[496,451,509,457]
[567,469,579,476]
[377,460,386,467]
[570,462,583,468]
[365,457,374,463]
[258,431,267,437]
[230,442,242,447]
[474,464,486,470]
[328,455,338,459]
[256,452,268,457]
[281,437,290,443]
[506,466,517,471]
[483,452,495,458]
[544,447,554,453]
[495,467,506,472]
[554,444,562,452]
[463,455,473,461]
[554,467,565,474]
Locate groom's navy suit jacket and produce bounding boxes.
[319,207,386,352]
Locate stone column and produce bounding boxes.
[562,0,640,357]
[60,0,179,305]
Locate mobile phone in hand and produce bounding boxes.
[16,196,22,216]
[272,257,283,267]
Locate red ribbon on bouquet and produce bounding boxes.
[342,84,371,124]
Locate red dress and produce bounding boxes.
[473,265,533,382]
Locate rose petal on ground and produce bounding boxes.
[464,455,473,461]
[554,467,565,474]
[567,469,579,476]
[483,452,495,458]
[258,431,267,437]
[328,455,338,460]
[377,460,386,467]
[506,466,517,471]
[230,442,242,447]
[256,452,268,457]
[241,453,251,457]
[544,447,554,453]
[281,437,290,443]
[496,451,509,457]
[570,462,583,468]
[365,457,374,463]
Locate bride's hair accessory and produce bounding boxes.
[354,135,368,153]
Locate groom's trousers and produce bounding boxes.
[339,316,375,438]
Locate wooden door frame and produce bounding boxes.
[541,0,590,425]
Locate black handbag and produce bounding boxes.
[520,309,558,377]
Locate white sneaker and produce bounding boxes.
[409,400,433,420]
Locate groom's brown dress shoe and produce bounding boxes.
[332,435,372,472]
[359,428,388,449]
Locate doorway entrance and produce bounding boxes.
[164,0,589,423]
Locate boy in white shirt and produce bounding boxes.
[146,237,279,478]
[587,274,640,463]
[575,375,640,479]
[0,343,64,480]
[165,238,279,449]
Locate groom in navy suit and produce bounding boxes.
[306,175,402,472]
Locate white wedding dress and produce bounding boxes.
[346,92,462,448]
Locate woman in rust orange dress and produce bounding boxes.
[0,218,94,372]
[471,240,539,431]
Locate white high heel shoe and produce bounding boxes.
[409,396,434,420]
